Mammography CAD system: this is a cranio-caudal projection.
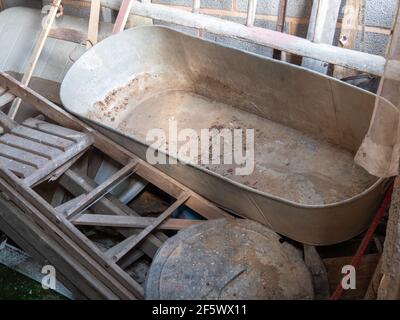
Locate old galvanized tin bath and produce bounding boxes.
[60,26,390,245]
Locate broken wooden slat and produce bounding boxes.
[65,161,138,219]
[0,111,17,132]
[106,193,190,262]
[72,213,201,230]
[0,117,92,186]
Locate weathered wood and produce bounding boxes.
[73,213,201,230]
[49,27,87,44]
[364,256,383,299]
[304,245,330,299]
[65,161,137,219]
[0,119,93,186]
[0,172,139,299]
[0,73,230,300]
[11,126,73,151]
[302,0,342,74]
[106,193,189,262]
[86,0,386,76]
[59,169,164,258]
[56,194,87,215]
[113,0,134,33]
[0,195,110,299]
[0,74,230,222]
[8,0,62,119]
[0,92,14,108]
[0,155,36,178]
[0,143,48,168]
[246,0,257,27]
[192,0,200,14]
[333,0,362,79]
[87,0,101,48]
[0,134,63,159]
[272,0,288,60]
[324,254,380,300]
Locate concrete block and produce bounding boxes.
[153,19,198,36]
[203,31,274,57]
[236,0,312,18]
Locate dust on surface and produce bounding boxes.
[87,80,377,206]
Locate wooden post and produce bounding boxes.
[302,0,342,74]
[272,0,288,60]
[112,0,134,33]
[333,0,362,79]
[246,0,257,27]
[7,0,62,120]
[192,0,200,14]
[87,0,101,48]
[74,0,386,76]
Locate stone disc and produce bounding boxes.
[145,219,314,299]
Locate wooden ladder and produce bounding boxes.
[0,74,232,299]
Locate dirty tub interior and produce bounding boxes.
[60,26,387,245]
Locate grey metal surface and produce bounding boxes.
[60,26,387,245]
[145,219,314,300]
[0,6,112,83]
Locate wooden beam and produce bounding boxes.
[58,169,165,258]
[87,0,101,48]
[192,0,200,14]
[105,193,189,262]
[334,0,363,79]
[73,214,202,230]
[65,161,137,219]
[79,0,386,76]
[272,0,288,60]
[113,0,134,33]
[246,0,257,27]
[302,0,342,74]
[49,28,87,44]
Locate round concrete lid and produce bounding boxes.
[145,219,314,300]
